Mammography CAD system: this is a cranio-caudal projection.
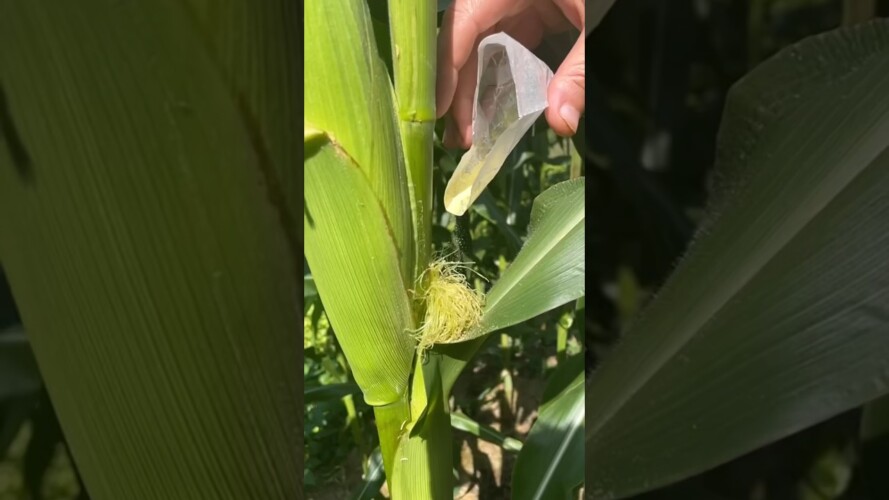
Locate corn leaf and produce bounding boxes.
[586,20,889,498]
[183,0,299,221]
[0,1,300,498]
[513,370,584,500]
[351,447,386,500]
[305,0,414,284]
[473,178,584,338]
[450,412,523,452]
[305,383,362,405]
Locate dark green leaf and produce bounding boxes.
[513,371,584,500]
[586,20,889,498]
[305,383,362,405]
[450,412,523,452]
[351,447,385,500]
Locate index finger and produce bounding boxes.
[436,0,535,118]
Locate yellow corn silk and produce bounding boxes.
[413,259,484,355]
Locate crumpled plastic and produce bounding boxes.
[444,32,554,216]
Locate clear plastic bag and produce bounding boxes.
[444,32,554,216]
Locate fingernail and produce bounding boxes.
[559,104,580,134]
[462,123,473,148]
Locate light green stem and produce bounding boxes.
[389,0,436,283]
[372,394,410,491]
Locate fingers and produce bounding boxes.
[436,0,533,120]
[545,34,584,136]
[445,43,480,148]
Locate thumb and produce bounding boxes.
[545,35,584,137]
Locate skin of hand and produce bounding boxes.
[436,0,584,149]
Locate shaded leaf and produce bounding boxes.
[586,20,889,498]
[351,447,385,500]
[450,411,523,452]
[513,371,584,500]
[305,383,362,405]
[0,1,301,497]
[183,0,300,227]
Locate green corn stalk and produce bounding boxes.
[304,0,448,497]
[389,0,436,281]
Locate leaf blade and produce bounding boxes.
[513,370,584,500]
[586,20,889,498]
[472,178,585,338]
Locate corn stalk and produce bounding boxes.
[389,0,436,281]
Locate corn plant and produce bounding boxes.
[304,1,585,498]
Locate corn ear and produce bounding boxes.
[305,0,414,284]
[304,137,416,405]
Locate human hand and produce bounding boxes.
[436,0,584,149]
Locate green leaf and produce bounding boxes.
[586,20,889,498]
[305,139,415,406]
[513,370,584,500]
[305,0,414,284]
[305,383,362,405]
[351,447,386,500]
[473,178,584,338]
[450,412,523,452]
[183,0,299,226]
[0,1,301,498]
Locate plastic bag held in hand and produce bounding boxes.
[443,32,554,216]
